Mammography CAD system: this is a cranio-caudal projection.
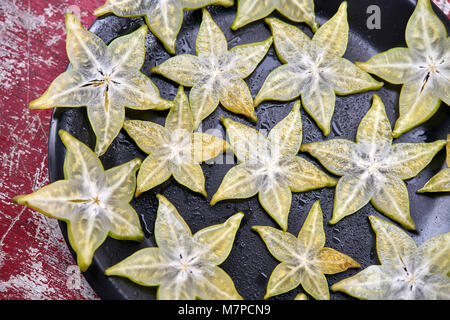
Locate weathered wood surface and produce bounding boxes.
[0,0,103,300]
[0,0,448,300]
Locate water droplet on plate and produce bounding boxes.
[332,236,341,244]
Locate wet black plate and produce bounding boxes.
[48,0,450,300]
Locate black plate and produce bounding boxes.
[48,0,450,300]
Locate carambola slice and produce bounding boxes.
[332,216,450,300]
[254,201,360,300]
[255,2,382,136]
[94,0,234,54]
[13,130,143,271]
[124,86,228,196]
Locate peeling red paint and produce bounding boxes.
[0,0,448,300]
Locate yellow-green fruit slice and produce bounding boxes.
[294,293,308,300]
[253,201,360,300]
[331,216,450,300]
[301,94,446,230]
[123,86,228,197]
[231,0,319,32]
[105,194,243,300]
[29,14,172,155]
[418,134,450,193]
[211,100,336,230]
[152,9,272,128]
[13,130,143,271]
[356,0,449,137]
[255,2,382,136]
[417,169,450,193]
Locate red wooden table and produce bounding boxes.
[0,0,449,300]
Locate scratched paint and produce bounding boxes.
[433,0,450,15]
[0,0,102,299]
[0,0,448,300]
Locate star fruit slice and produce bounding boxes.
[94,0,234,54]
[300,94,446,230]
[105,194,243,300]
[231,0,319,32]
[123,86,228,197]
[13,130,143,271]
[254,2,383,136]
[294,293,308,300]
[418,134,450,193]
[210,100,337,231]
[356,0,450,138]
[152,9,273,128]
[29,13,172,156]
[331,215,450,300]
[253,201,360,300]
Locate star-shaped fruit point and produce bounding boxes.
[418,134,450,193]
[231,0,319,32]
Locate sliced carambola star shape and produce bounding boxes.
[105,194,243,300]
[301,95,446,230]
[418,134,450,193]
[13,130,143,271]
[254,201,360,300]
[94,0,234,55]
[211,100,337,231]
[29,14,172,156]
[231,0,319,32]
[152,9,273,128]
[254,2,382,136]
[124,86,228,197]
[332,215,450,300]
[356,0,450,138]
